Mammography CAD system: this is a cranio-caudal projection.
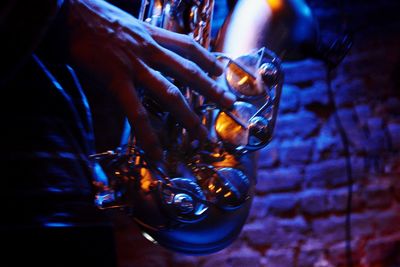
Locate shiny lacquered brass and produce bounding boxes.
[215,47,283,153]
[215,101,257,147]
[91,0,283,255]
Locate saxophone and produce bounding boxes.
[91,0,283,255]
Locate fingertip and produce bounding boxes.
[138,131,163,162]
[211,58,225,76]
[188,123,208,143]
[221,90,237,109]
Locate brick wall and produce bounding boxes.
[114,1,400,266]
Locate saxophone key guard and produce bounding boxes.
[215,47,283,153]
[91,0,283,255]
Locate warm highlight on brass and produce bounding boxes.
[91,0,283,255]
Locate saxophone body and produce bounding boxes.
[92,0,283,254]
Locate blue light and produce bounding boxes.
[43,222,73,227]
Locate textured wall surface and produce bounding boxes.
[114,1,400,266]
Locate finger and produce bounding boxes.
[128,57,208,141]
[147,46,236,109]
[109,77,163,161]
[113,21,235,109]
[143,23,224,76]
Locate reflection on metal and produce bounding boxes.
[226,62,259,96]
[215,47,283,153]
[267,0,283,11]
[214,0,318,61]
[91,0,283,255]
[215,102,256,147]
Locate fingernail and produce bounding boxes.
[221,90,237,109]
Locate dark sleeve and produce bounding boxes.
[0,0,64,87]
[106,0,141,16]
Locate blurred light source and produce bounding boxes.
[267,0,283,11]
[215,0,352,66]
[215,0,319,61]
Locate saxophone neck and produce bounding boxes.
[139,0,215,48]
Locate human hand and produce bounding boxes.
[66,0,236,161]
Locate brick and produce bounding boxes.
[333,77,368,107]
[257,141,280,169]
[313,256,336,267]
[345,127,369,154]
[282,59,326,84]
[266,193,299,214]
[365,233,400,264]
[336,108,369,152]
[364,183,393,209]
[274,110,320,139]
[368,117,384,132]
[375,92,400,114]
[297,254,320,267]
[329,186,364,212]
[197,244,256,267]
[256,167,303,193]
[350,157,367,181]
[243,217,308,247]
[304,157,365,187]
[305,159,346,187]
[328,239,361,266]
[300,189,330,215]
[314,132,344,159]
[264,249,295,267]
[354,104,372,126]
[319,115,360,157]
[242,219,278,247]
[124,251,170,267]
[299,80,329,108]
[385,97,400,116]
[279,216,309,234]
[350,213,375,237]
[90,4,400,267]
[172,255,201,267]
[388,123,400,150]
[248,196,268,220]
[341,48,392,77]
[337,108,357,128]
[319,115,337,136]
[312,213,374,244]
[226,255,261,267]
[366,130,389,156]
[312,216,345,244]
[315,133,336,153]
[364,118,389,155]
[201,255,230,267]
[227,247,262,267]
[297,240,326,267]
[280,139,313,165]
[375,209,400,235]
[279,84,300,113]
